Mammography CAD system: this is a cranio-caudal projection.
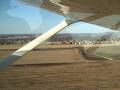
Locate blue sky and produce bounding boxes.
[0,0,115,34]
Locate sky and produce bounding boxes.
[0,0,116,34]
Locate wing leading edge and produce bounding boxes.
[21,0,120,30]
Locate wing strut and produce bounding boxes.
[0,19,78,70]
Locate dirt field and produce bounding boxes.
[0,45,120,90]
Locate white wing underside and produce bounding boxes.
[21,0,120,30]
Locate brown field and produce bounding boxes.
[0,45,120,90]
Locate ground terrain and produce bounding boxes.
[0,45,120,90]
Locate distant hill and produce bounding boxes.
[0,32,120,45]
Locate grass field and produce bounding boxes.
[81,45,120,60]
[0,44,120,90]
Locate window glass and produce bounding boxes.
[0,0,120,61]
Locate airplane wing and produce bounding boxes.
[0,0,120,70]
[21,0,120,30]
